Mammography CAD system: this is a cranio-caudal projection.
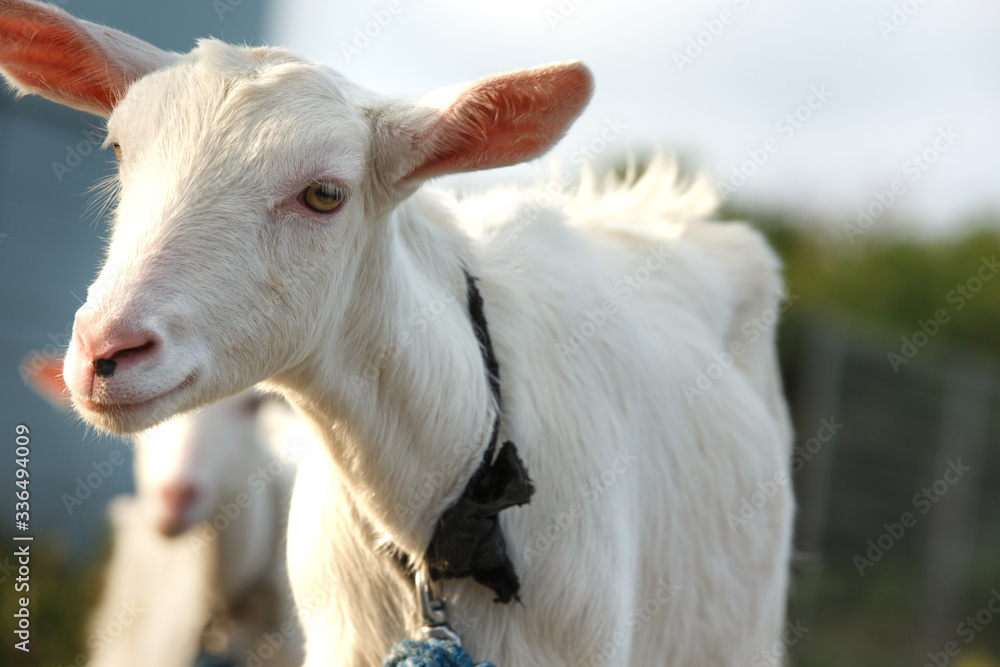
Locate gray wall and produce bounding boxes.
[0,0,268,560]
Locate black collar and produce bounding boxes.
[419,269,535,603]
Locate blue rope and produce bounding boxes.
[383,639,497,667]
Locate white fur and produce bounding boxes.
[284,160,793,666]
[87,392,306,667]
[0,6,793,664]
[86,495,214,667]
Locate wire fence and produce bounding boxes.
[784,314,1000,666]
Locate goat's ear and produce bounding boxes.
[0,0,177,117]
[386,61,593,185]
[21,352,72,408]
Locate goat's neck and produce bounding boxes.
[281,193,497,560]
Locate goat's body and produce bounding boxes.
[0,10,793,664]
[91,489,299,667]
[212,472,301,667]
[87,497,214,667]
[88,396,305,667]
[286,163,793,667]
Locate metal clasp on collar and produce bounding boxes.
[416,569,462,645]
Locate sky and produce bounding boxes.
[264,0,1000,235]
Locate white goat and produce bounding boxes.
[2,2,794,665]
[24,356,306,667]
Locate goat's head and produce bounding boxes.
[1,0,593,434]
[133,390,275,537]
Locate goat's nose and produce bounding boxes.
[158,483,199,536]
[161,483,199,513]
[74,311,159,378]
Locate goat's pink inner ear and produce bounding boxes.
[405,61,594,182]
[0,3,173,116]
[0,8,114,113]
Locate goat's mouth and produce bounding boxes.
[74,371,199,433]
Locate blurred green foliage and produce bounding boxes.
[2,535,107,667]
[721,205,1000,667]
[729,205,1000,358]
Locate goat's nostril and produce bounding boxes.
[92,340,157,378]
[94,358,117,377]
[112,340,156,361]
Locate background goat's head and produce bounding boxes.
[23,353,285,536]
[0,0,592,434]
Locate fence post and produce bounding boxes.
[917,363,993,652]
[790,321,847,629]
[793,321,847,558]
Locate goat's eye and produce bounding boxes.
[111,143,123,159]
[302,181,345,213]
